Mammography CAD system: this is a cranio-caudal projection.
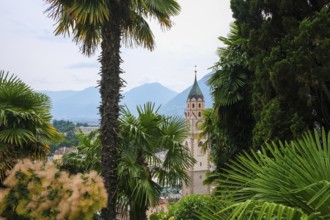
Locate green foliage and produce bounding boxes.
[149,211,167,220]
[166,195,220,220]
[51,120,78,152]
[200,109,230,171]
[199,128,330,219]
[0,71,62,183]
[205,23,254,172]
[210,23,249,107]
[118,102,195,219]
[230,0,330,147]
[76,122,89,127]
[52,120,75,133]
[0,159,107,220]
[53,102,194,219]
[61,129,101,174]
[45,0,182,217]
[45,0,181,55]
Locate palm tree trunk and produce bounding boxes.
[99,15,123,220]
[129,204,148,220]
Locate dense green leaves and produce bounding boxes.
[61,129,101,174]
[199,129,330,219]
[45,0,181,55]
[205,23,254,171]
[118,102,195,220]
[51,120,78,152]
[45,0,181,218]
[57,103,194,219]
[0,71,61,183]
[166,194,222,220]
[230,0,330,147]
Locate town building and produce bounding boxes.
[78,126,99,135]
[182,71,211,195]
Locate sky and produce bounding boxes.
[0,0,233,93]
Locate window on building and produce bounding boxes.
[200,162,202,166]
[198,112,201,117]
[192,103,195,108]
[198,141,204,155]
[198,103,201,108]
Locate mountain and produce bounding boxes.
[160,72,213,116]
[122,82,178,115]
[40,72,213,122]
[40,83,178,122]
[41,87,100,123]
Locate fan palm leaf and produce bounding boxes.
[199,128,330,219]
[0,71,61,183]
[62,129,101,172]
[45,0,181,217]
[118,102,193,219]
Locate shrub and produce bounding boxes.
[166,194,217,220]
[149,211,167,220]
[0,159,107,219]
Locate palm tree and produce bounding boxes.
[199,128,330,219]
[0,71,61,183]
[44,1,180,218]
[205,23,254,171]
[61,129,101,174]
[118,103,195,220]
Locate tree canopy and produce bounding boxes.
[230,0,330,146]
[0,71,61,183]
[206,1,330,172]
[45,1,181,218]
[199,129,330,219]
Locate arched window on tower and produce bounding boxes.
[198,103,201,108]
[197,141,204,156]
[192,103,195,108]
[198,112,201,117]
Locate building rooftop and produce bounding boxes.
[187,72,204,101]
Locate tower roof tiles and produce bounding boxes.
[187,73,204,101]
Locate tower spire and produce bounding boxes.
[187,66,204,101]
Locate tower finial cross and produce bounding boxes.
[194,65,197,79]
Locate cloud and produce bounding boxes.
[69,62,100,69]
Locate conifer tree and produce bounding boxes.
[230,0,330,146]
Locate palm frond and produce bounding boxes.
[44,0,108,55]
[123,11,155,50]
[118,102,194,217]
[200,200,308,220]
[0,71,60,183]
[207,128,330,218]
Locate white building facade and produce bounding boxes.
[182,73,211,195]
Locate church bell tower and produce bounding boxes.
[182,69,210,195]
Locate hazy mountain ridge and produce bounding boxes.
[121,82,178,116]
[40,73,213,122]
[159,73,212,116]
